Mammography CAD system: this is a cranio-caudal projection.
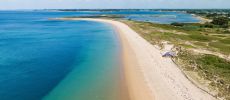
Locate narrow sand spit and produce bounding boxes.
[56,18,217,100]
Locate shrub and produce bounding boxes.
[203,22,214,28]
[211,17,229,28]
[171,22,184,27]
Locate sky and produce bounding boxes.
[0,0,229,10]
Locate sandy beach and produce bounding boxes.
[191,14,212,24]
[56,18,217,100]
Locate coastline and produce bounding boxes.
[113,20,154,100]
[191,14,212,24]
[42,21,126,100]
[54,18,216,100]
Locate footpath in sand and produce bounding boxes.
[56,18,217,100]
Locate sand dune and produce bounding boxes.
[57,18,217,100]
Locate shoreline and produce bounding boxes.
[55,18,216,100]
[113,21,154,100]
[191,14,212,24]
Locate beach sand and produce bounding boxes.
[55,18,217,100]
[191,14,212,24]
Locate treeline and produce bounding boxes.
[186,9,230,18]
[171,17,229,28]
[211,17,229,28]
[172,9,230,28]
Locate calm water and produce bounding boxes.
[0,11,123,100]
[75,10,200,24]
[0,10,199,100]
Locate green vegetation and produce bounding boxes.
[171,22,185,27]
[211,17,229,28]
[123,20,230,54]
[209,42,230,53]
[177,51,230,99]
[220,38,230,44]
[122,19,230,99]
[186,9,230,28]
[186,9,230,19]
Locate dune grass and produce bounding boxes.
[209,42,230,54]
[122,20,230,54]
[220,38,230,44]
[121,20,230,99]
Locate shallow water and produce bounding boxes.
[0,11,124,100]
[42,22,125,100]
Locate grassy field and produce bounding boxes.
[122,20,230,55]
[121,20,230,99]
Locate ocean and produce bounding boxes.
[0,10,200,100]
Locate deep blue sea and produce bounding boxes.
[0,10,200,100]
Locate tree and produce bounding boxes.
[206,13,218,18]
[211,17,229,28]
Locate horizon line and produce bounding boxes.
[0,8,230,10]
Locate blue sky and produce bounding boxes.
[0,0,229,9]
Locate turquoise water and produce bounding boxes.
[43,23,124,100]
[0,11,124,100]
[0,10,199,100]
